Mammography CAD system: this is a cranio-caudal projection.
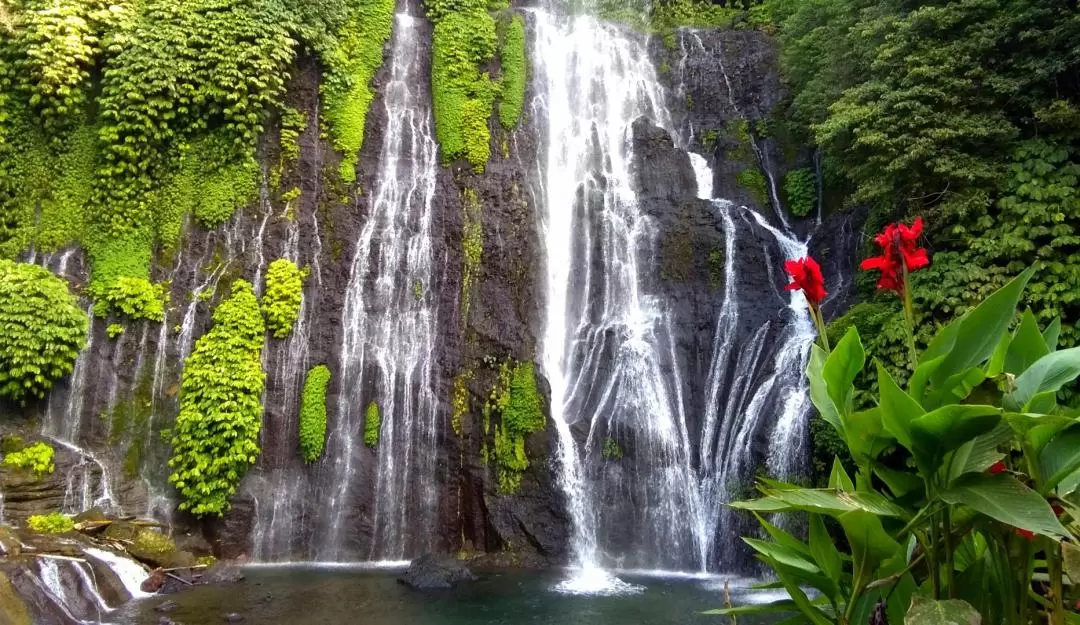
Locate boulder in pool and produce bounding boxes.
[397,554,477,589]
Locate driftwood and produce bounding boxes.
[166,572,193,586]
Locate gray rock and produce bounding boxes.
[223,613,245,623]
[397,554,477,589]
[201,563,245,585]
[154,600,179,613]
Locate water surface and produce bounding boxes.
[112,567,785,625]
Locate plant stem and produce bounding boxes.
[943,505,954,598]
[1049,540,1065,625]
[925,479,941,600]
[811,304,830,353]
[901,262,918,369]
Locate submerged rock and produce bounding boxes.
[201,563,245,585]
[397,554,477,589]
[155,599,179,613]
[223,613,245,622]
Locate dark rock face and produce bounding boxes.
[397,554,478,589]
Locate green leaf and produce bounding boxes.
[825,326,865,416]
[878,361,923,450]
[808,344,843,435]
[838,509,901,590]
[829,457,855,491]
[1038,423,1080,494]
[743,538,839,601]
[940,473,1069,539]
[844,407,894,465]
[759,556,835,625]
[1005,310,1050,375]
[927,267,1035,389]
[754,513,813,558]
[945,424,1009,485]
[1008,347,1080,411]
[1043,318,1062,352]
[909,405,1001,473]
[875,465,924,499]
[702,600,799,616]
[1063,541,1080,584]
[734,487,908,519]
[809,514,842,582]
[904,596,981,625]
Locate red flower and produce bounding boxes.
[784,257,827,306]
[860,217,930,294]
[1015,528,1035,540]
[989,461,1007,475]
[1053,503,1066,518]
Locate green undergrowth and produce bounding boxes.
[27,513,73,535]
[321,0,395,183]
[168,280,266,517]
[364,400,381,447]
[429,0,497,171]
[3,442,56,476]
[783,168,815,218]
[0,260,88,404]
[299,365,331,463]
[497,14,525,130]
[261,258,306,339]
[486,360,545,494]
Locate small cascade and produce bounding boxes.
[319,11,441,562]
[33,555,110,623]
[533,5,707,583]
[83,547,153,600]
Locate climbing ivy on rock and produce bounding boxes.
[261,258,305,339]
[488,360,545,494]
[364,400,381,447]
[782,168,815,218]
[3,442,56,476]
[0,260,87,404]
[168,280,266,517]
[299,365,330,463]
[497,14,525,130]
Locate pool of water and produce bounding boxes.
[110,566,788,625]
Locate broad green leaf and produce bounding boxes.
[904,596,981,625]
[1064,542,1080,583]
[1009,346,1080,411]
[702,600,799,616]
[1059,468,1080,496]
[744,538,840,602]
[910,405,1001,473]
[986,331,1011,378]
[825,327,864,418]
[875,465,923,499]
[1028,390,1059,415]
[759,556,835,625]
[838,509,901,589]
[1038,423,1080,493]
[755,512,813,557]
[940,473,1069,539]
[829,457,854,491]
[1003,411,1075,438]
[808,345,843,435]
[1005,309,1049,375]
[928,266,1035,389]
[945,424,1009,485]
[1044,318,1062,352]
[923,367,986,410]
[808,514,842,582]
[740,487,909,518]
[878,361,923,450]
[844,407,894,465]
[909,355,944,402]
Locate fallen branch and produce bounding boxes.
[166,573,193,586]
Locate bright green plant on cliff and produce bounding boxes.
[299,365,331,463]
[497,15,525,130]
[429,4,497,171]
[3,442,56,476]
[168,280,266,517]
[95,275,168,322]
[27,513,73,535]
[262,258,306,339]
[364,400,381,447]
[783,167,815,218]
[489,361,545,494]
[321,0,394,182]
[460,187,484,323]
[0,260,87,403]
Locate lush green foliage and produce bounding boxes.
[601,438,623,460]
[724,269,1080,625]
[299,365,330,463]
[3,442,56,476]
[783,167,815,218]
[489,361,545,494]
[94,275,168,322]
[364,400,381,447]
[0,260,87,403]
[261,258,305,339]
[27,512,73,534]
[429,0,497,171]
[768,0,1080,369]
[497,15,525,130]
[168,280,266,517]
[321,0,394,182]
[461,187,483,323]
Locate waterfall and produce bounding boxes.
[533,7,708,587]
[83,547,153,600]
[319,12,440,562]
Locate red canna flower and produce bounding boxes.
[785,257,827,306]
[989,461,1007,475]
[860,217,930,295]
[1015,528,1035,540]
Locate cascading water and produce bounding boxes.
[318,11,440,562]
[532,6,709,588]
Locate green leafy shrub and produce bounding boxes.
[107,323,124,339]
[27,512,73,535]
[737,167,769,208]
[782,167,815,217]
[168,280,266,517]
[299,365,331,463]
[3,442,55,476]
[430,7,497,171]
[601,438,623,460]
[489,361,545,493]
[261,259,305,339]
[95,276,168,322]
[364,400,381,447]
[0,260,87,403]
[497,15,525,130]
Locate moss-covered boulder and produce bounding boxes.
[105,522,195,569]
[0,572,32,625]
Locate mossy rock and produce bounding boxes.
[129,528,195,569]
[0,527,19,557]
[102,520,141,543]
[73,508,107,524]
[0,572,31,625]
